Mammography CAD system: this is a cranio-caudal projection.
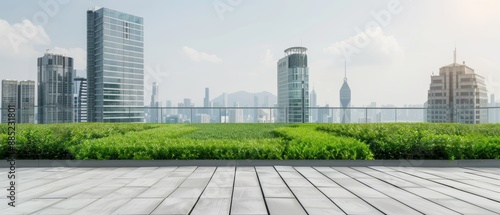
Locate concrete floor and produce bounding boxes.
[0,166,499,214]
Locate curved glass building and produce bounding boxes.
[277,47,309,123]
[37,54,74,124]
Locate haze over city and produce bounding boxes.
[1,0,499,107]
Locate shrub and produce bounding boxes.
[273,126,374,160]
[71,125,285,160]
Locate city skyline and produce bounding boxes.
[1,0,499,107]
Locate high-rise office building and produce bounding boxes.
[87,8,144,122]
[73,76,88,122]
[165,100,172,115]
[309,88,317,123]
[1,80,18,123]
[204,88,210,107]
[427,50,488,124]
[253,95,259,122]
[277,47,309,123]
[18,80,35,123]
[37,53,74,124]
[489,94,500,123]
[149,82,159,123]
[1,80,35,123]
[340,61,351,123]
[204,87,210,112]
[229,102,244,123]
[178,98,193,122]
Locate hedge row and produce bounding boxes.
[0,123,159,159]
[1,123,499,160]
[318,123,500,159]
[71,125,285,160]
[273,126,374,160]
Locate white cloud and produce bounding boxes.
[182,46,222,63]
[0,19,50,55]
[49,47,86,70]
[324,26,404,66]
[261,49,275,67]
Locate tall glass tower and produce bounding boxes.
[277,47,309,123]
[87,8,144,122]
[37,54,74,124]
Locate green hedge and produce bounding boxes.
[0,123,159,159]
[1,123,499,160]
[71,125,285,160]
[273,125,374,160]
[318,123,500,159]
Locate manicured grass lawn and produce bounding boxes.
[1,123,499,160]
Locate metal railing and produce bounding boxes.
[1,106,500,124]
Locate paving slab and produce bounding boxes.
[0,166,498,214]
[111,198,163,215]
[265,198,307,215]
[231,198,268,214]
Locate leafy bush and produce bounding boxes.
[1,123,498,160]
[72,125,285,160]
[318,123,500,159]
[1,123,159,159]
[185,124,288,140]
[0,134,8,158]
[273,126,374,160]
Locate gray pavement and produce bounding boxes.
[1,166,499,214]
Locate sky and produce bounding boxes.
[1,0,499,107]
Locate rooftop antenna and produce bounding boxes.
[344,60,347,82]
[453,44,456,64]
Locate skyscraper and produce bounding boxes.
[427,49,488,124]
[277,47,309,123]
[2,80,36,123]
[73,77,87,122]
[204,87,210,114]
[229,102,244,123]
[204,88,210,107]
[309,87,317,123]
[149,82,159,122]
[37,53,74,124]
[18,80,35,123]
[340,61,351,123]
[87,8,144,122]
[253,95,259,122]
[179,98,193,122]
[1,80,18,123]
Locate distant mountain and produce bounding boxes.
[211,91,276,107]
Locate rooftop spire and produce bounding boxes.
[344,60,347,82]
[454,46,456,64]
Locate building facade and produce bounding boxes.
[204,87,210,115]
[73,77,88,122]
[37,53,74,124]
[277,47,309,123]
[309,88,317,123]
[1,80,19,123]
[18,80,36,123]
[87,8,144,122]
[1,80,35,123]
[229,102,244,123]
[427,52,488,124]
[148,82,159,123]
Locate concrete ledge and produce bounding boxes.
[2,160,499,168]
